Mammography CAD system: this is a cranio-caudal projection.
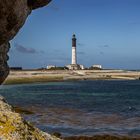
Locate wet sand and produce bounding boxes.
[4,69,140,84]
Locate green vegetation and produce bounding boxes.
[89,66,102,70]
[48,67,68,70]
[4,76,64,85]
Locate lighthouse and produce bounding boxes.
[66,34,84,70]
[72,34,77,65]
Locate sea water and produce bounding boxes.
[0,80,140,137]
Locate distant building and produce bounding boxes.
[47,65,56,69]
[66,64,85,70]
[10,67,22,70]
[66,64,81,70]
[92,65,102,69]
[80,65,85,70]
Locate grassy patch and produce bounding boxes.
[4,76,64,85]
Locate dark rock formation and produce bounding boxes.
[0,0,51,84]
[28,0,52,9]
[0,43,10,84]
[0,0,61,139]
[0,0,51,45]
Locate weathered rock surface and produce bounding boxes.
[0,0,51,45]
[28,0,52,10]
[0,43,10,84]
[0,0,60,140]
[0,0,29,46]
[0,96,60,140]
[0,0,51,84]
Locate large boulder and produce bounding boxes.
[0,0,51,45]
[0,43,10,84]
[0,0,60,139]
[0,0,51,84]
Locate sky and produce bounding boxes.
[9,0,140,69]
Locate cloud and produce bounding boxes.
[98,44,110,48]
[15,43,39,54]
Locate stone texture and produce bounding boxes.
[0,96,60,140]
[28,0,52,10]
[0,0,30,46]
[0,43,10,84]
[0,0,51,45]
[0,0,61,139]
[0,0,51,84]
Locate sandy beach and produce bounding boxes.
[4,69,140,85]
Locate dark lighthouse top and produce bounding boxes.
[72,34,76,47]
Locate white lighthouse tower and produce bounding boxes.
[72,34,77,65]
[66,34,84,70]
[66,34,81,70]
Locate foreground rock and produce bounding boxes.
[0,43,10,84]
[0,96,60,140]
[0,0,51,84]
[0,0,51,46]
[0,0,62,139]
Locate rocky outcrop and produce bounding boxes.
[0,0,29,46]
[0,96,60,140]
[0,43,10,84]
[0,0,60,139]
[0,0,51,84]
[0,0,51,46]
[28,0,52,10]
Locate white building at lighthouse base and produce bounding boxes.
[66,64,85,70]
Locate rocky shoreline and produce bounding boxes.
[0,96,140,140]
[0,96,60,140]
[9,106,140,140]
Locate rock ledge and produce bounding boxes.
[0,96,60,140]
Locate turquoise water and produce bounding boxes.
[0,80,140,136]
